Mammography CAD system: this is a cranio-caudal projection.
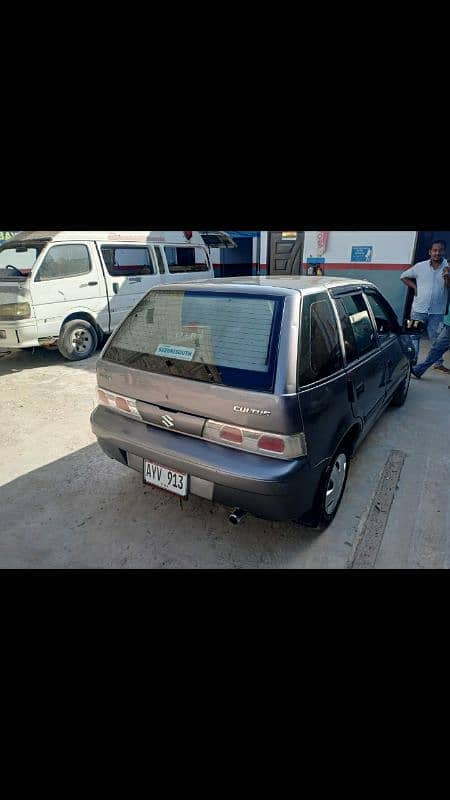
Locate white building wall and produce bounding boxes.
[259,231,269,272]
[303,231,417,265]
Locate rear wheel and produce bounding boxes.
[57,319,98,361]
[303,446,350,530]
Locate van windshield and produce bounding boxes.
[0,245,42,276]
[103,289,285,392]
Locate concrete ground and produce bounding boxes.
[1,343,449,569]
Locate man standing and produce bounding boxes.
[401,240,450,373]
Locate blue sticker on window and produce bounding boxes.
[155,344,195,361]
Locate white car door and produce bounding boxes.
[98,244,161,330]
[31,242,105,340]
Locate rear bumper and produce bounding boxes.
[91,405,320,522]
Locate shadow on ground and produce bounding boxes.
[1,442,357,569]
[0,347,100,376]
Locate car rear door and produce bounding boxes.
[331,290,386,425]
[297,292,350,469]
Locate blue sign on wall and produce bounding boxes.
[351,246,373,263]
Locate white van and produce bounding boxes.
[0,230,235,360]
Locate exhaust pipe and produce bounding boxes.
[229,508,247,525]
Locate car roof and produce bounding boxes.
[155,275,378,294]
[2,230,207,246]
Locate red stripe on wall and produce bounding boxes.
[303,262,410,272]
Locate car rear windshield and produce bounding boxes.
[103,289,285,392]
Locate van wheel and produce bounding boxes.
[57,319,98,361]
[390,366,411,407]
[308,447,350,530]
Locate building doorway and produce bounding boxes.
[268,232,304,275]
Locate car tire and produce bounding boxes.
[390,366,411,407]
[311,446,351,530]
[57,319,98,361]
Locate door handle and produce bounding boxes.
[356,382,365,396]
[87,281,98,287]
[113,282,119,294]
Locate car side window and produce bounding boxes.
[36,244,91,282]
[299,294,343,386]
[101,246,154,277]
[364,289,401,338]
[164,246,209,273]
[334,293,377,362]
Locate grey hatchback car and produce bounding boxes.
[90,277,413,528]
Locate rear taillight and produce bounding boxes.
[115,396,131,413]
[220,426,244,444]
[257,435,285,454]
[97,389,110,405]
[97,388,142,419]
[203,420,306,460]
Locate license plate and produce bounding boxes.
[143,460,188,497]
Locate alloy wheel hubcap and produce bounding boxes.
[71,329,93,354]
[325,453,347,515]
